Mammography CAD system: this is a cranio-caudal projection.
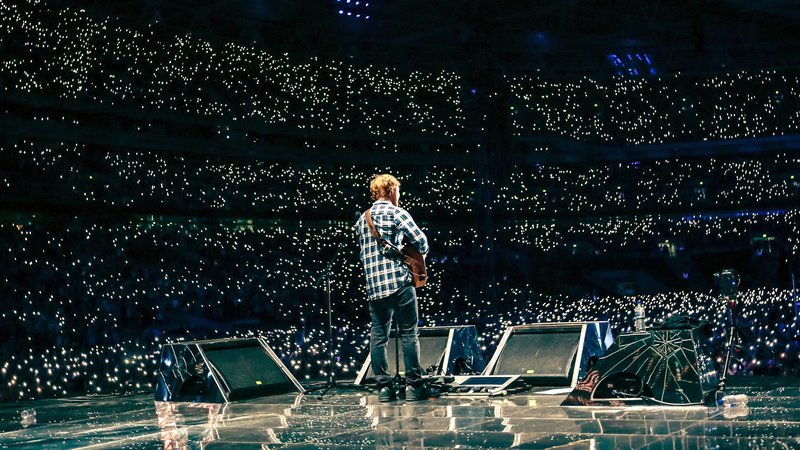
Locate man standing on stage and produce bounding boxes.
[354,174,433,402]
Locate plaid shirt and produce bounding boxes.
[354,200,429,301]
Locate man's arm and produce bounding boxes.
[395,208,429,255]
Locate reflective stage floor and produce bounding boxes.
[1,383,799,449]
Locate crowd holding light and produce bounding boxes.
[0,1,464,139]
[1,207,799,400]
[501,155,800,215]
[1,140,799,220]
[0,140,482,217]
[0,220,369,400]
[1,0,800,402]
[4,1,800,146]
[508,71,800,144]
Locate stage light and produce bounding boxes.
[334,0,371,20]
[607,52,656,78]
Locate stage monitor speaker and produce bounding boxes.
[561,326,719,406]
[155,337,304,403]
[483,321,613,387]
[354,325,485,385]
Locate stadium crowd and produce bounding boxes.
[0,0,799,402]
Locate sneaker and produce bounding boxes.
[378,386,397,402]
[406,383,439,401]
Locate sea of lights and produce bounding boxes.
[1,0,800,403]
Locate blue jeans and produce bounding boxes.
[369,285,423,388]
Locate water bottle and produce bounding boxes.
[634,300,646,332]
[720,394,750,418]
[20,408,36,427]
[719,394,749,408]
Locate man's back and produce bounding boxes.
[354,200,428,301]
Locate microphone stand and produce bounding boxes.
[718,294,739,392]
[305,244,369,399]
[394,322,402,386]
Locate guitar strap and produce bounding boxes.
[364,208,387,247]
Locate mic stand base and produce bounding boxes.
[304,376,371,400]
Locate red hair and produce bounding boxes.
[370,174,400,201]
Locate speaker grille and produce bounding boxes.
[493,331,580,380]
[203,343,294,399]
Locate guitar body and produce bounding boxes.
[402,245,427,287]
[364,208,428,288]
